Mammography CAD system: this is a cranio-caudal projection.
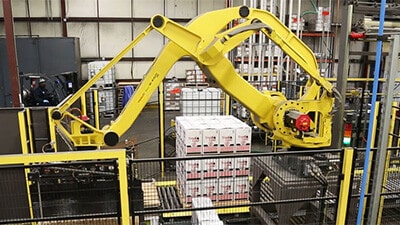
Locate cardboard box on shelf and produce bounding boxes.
[234,176,250,200]
[234,157,250,177]
[234,125,252,153]
[217,177,234,201]
[202,127,219,154]
[218,158,234,177]
[202,179,218,201]
[218,127,235,153]
[181,179,203,204]
[202,158,218,178]
[218,115,252,153]
[178,159,202,180]
[176,120,203,154]
[176,136,203,156]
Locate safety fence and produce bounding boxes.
[2,147,400,224]
[0,150,130,225]
[345,147,400,225]
[132,149,345,225]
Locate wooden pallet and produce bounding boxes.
[174,184,249,209]
[142,181,161,208]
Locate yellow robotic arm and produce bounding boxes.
[51,6,338,149]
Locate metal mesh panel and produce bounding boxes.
[347,147,400,225]
[133,149,342,225]
[0,161,120,225]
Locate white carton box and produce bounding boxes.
[202,178,218,201]
[234,126,252,153]
[192,197,220,224]
[218,157,234,177]
[199,221,224,225]
[175,116,184,135]
[191,197,221,225]
[179,120,203,154]
[175,137,184,157]
[218,116,251,152]
[234,176,250,200]
[218,177,234,201]
[176,136,202,156]
[181,159,202,180]
[176,167,182,184]
[202,128,219,154]
[181,180,203,204]
[202,158,218,178]
[192,196,213,208]
[234,157,250,177]
[219,127,235,153]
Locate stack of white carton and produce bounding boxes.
[176,115,251,205]
[181,87,221,116]
[191,197,223,225]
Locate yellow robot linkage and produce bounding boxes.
[51,6,339,149]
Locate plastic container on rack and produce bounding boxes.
[87,88,117,117]
[88,61,116,89]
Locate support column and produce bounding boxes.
[61,0,68,37]
[159,83,165,177]
[336,147,355,225]
[331,3,352,148]
[367,35,400,225]
[3,0,21,107]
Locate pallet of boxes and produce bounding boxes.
[175,115,251,208]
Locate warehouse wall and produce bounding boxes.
[0,0,354,97]
[0,0,230,81]
[0,0,338,81]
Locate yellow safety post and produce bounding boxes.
[18,111,29,155]
[224,93,230,115]
[336,147,354,225]
[80,92,87,116]
[93,89,100,130]
[25,108,35,153]
[376,103,398,225]
[47,107,58,151]
[159,84,165,177]
[116,151,130,225]
[18,111,36,223]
